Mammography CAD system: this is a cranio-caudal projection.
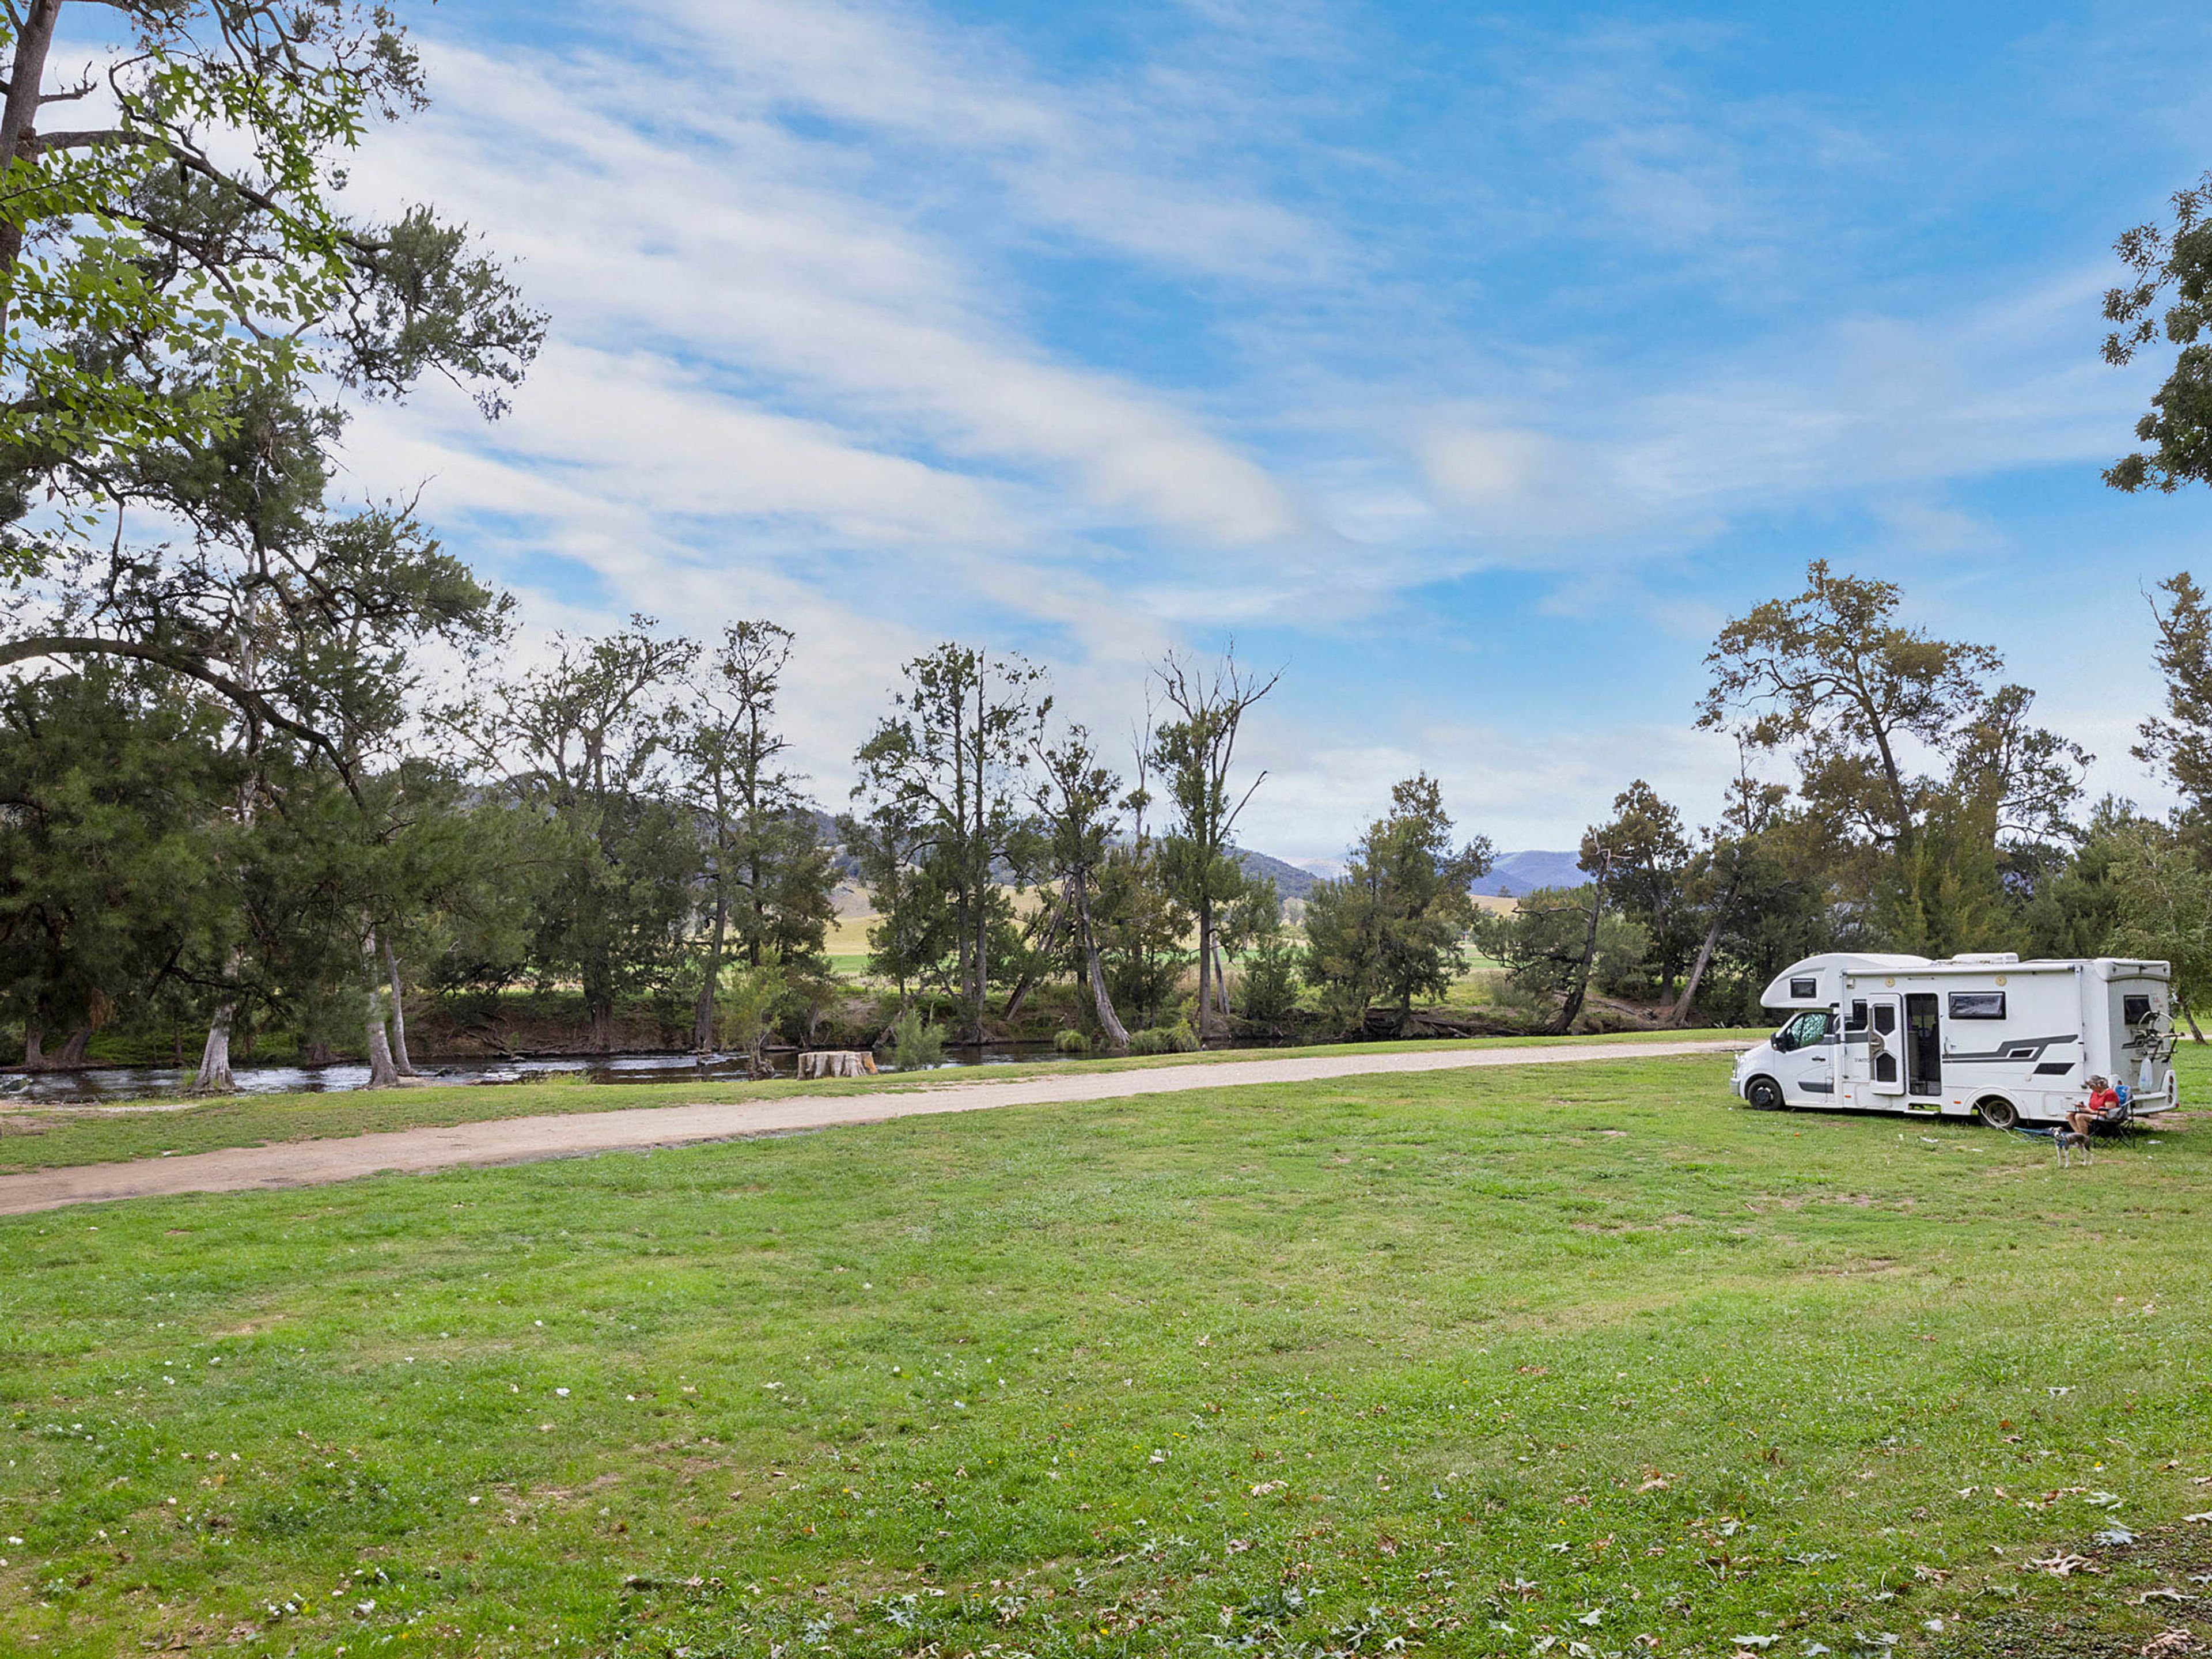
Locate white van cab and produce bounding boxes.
[1729,952,2177,1128]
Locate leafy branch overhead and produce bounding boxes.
[0,0,545,575]
[2103,170,2212,493]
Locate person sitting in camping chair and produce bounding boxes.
[2068,1075,2124,1139]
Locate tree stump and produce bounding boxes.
[798,1050,878,1080]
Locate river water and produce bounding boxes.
[0,1042,1103,1107]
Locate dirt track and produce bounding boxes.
[0,1039,1745,1216]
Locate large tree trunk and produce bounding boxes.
[55,1024,90,1067]
[695,878,729,1054]
[1669,865,1743,1027]
[0,1,61,325]
[1213,943,1234,1025]
[365,995,400,1088]
[2186,1004,2206,1045]
[194,1003,237,1093]
[1195,897,1214,1047]
[1075,880,1130,1048]
[363,926,400,1088]
[20,1020,43,1071]
[380,931,417,1074]
[1555,869,1609,1036]
[1002,888,1067,1028]
[192,941,246,1092]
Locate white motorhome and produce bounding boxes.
[1728,953,2177,1128]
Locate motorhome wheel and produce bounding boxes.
[1974,1096,2019,1131]
[1745,1077,1785,1111]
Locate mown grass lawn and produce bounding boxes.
[0,1031,1738,1174]
[3,1048,2210,1659]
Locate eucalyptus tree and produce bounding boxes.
[2110,824,2212,1040]
[1149,646,1279,1046]
[453,621,700,1052]
[851,644,1047,1041]
[1018,723,1128,1045]
[1595,781,1694,1001]
[675,620,835,1052]
[2135,573,2212,836]
[2103,172,2212,494]
[1302,774,1490,1033]
[48,376,506,1087]
[0,2,538,582]
[840,794,956,1008]
[1699,561,2086,953]
[1668,755,1789,1024]
[0,659,230,1066]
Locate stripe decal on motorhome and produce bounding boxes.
[1942,1035,2078,1064]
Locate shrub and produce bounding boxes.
[717,961,790,1076]
[1054,1028,1090,1055]
[1127,1021,1198,1055]
[889,1007,945,1071]
[1239,936,1302,1022]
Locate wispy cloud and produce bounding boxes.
[309,0,2211,850]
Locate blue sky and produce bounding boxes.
[335,0,2212,861]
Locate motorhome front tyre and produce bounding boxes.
[1744,1076,1785,1111]
[1974,1096,2020,1131]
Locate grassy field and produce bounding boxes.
[0,1031,1740,1175]
[4,1047,2210,1658]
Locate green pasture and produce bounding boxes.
[0,1031,1737,1175]
[3,1046,2210,1658]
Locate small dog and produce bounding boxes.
[2055,1088,2103,1166]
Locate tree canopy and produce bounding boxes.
[2104,171,2212,494]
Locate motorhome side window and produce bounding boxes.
[2124,994,2154,1025]
[1948,991,2005,1020]
[1790,977,1817,999]
[1845,1000,1868,1031]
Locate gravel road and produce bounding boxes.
[0,1038,1745,1215]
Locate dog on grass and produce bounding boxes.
[2055,1079,2107,1167]
[2054,1118,2094,1166]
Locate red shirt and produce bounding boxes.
[2085,1086,2119,1115]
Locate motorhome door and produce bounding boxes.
[1863,993,1904,1096]
[1905,992,1942,1100]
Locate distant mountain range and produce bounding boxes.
[1469,850,1586,896]
[1234,847,1323,898]
[1244,847,1586,900]
[812,809,1580,904]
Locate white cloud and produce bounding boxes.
[290,1,2202,851]
[348,26,1311,554]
